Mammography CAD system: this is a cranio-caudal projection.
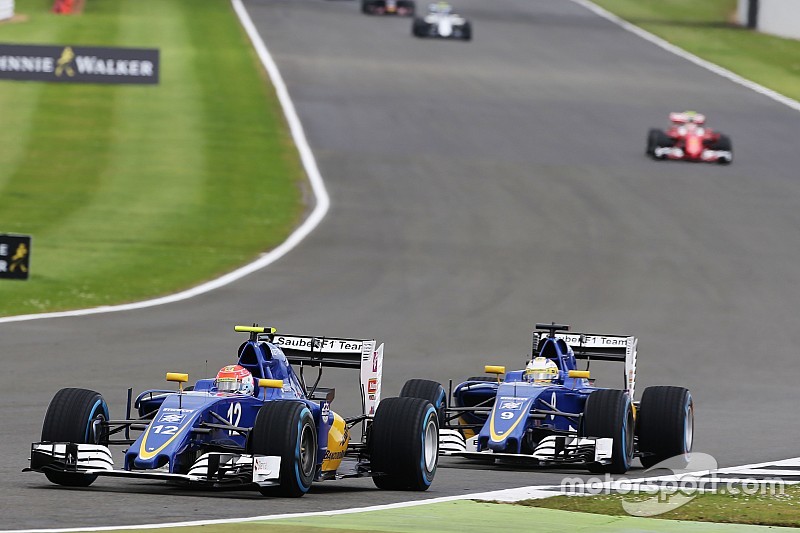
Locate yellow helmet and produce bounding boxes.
[525,357,558,383]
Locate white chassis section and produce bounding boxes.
[438,429,612,463]
[28,443,281,486]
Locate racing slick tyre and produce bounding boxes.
[647,128,671,158]
[361,0,374,14]
[400,378,447,426]
[461,22,472,41]
[412,17,427,37]
[646,128,660,156]
[711,135,733,164]
[251,401,317,497]
[637,386,693,469]
[398,0,415,15]
[581,389,634,474]
[370,397,439,490]
[41,387,110,487]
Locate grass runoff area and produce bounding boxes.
[0,0,303,317]
[104,500,800,532]
[525,483,800,528]
[591,0,800,102]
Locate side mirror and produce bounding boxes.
[259,378,284,389]
[567,370,591,379]
[166,372,189,393]
[484,365,505,383]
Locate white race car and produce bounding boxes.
[412,2,471,40]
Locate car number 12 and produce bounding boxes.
[152,424,179,435]
[227,402,242,435]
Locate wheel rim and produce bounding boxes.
[423,417,437,472]
[684,401,694,454]
[90,413,106,445]
[299,423,315,477]
[624,407,634,462]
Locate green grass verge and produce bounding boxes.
[101,500,799,533]
[523,483,800,528]
[0,0,303,317]
[591,0,800,102]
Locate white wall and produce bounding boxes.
[739,0,800,40]
[737,0,751,27]
[758,0,800,40]
[0,0,14,21]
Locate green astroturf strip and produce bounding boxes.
[590,0,800,103]
[107,500,799,533]
[0,0,303,316]
[526,483,800,529]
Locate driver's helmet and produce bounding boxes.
[525,357,559,383]
[215,364,254,395]
[430,2,451,14]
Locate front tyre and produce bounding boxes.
[712,134,733,165]
[251,401,317,497]
[370,397,438,490]
[461,22,472,41]
[582,389,634,474]
[41,388,110,487]
[637,386,693,469]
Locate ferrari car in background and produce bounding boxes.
[26,326,439,496]
[647,111,732,164]
[402,323,693,474]
[362,0,415,16]
[412,2,471,40]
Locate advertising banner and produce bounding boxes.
[0,43,159,84]
[0,233,31,280]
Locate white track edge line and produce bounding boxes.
[8,455,800,533]
[570,0,800,113]
[0,0,330,325]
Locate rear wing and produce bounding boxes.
[272,334,370,369]
[533,329,637,398]
[270,333,384,417]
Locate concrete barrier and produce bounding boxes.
[739,0,800,40]
[0,0,14,21]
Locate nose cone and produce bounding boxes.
[686,136,703,158]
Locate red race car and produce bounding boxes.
[646,111,732,164]
[362,0,415,16]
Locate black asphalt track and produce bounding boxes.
[2,0,800,528]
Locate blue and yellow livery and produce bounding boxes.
[26,326,440,496]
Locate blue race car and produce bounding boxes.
[26,326,440,496]
[403,323,693,474]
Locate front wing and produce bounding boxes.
[26,442,282,488]
[439,429,613,465]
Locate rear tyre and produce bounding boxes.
[41,388,110,487]
[400,379,446,426]
[370,397,438,490]
[398,0,415,15]
[251,401,317,497]
[581,389,634,474]
[637,386,693,469]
